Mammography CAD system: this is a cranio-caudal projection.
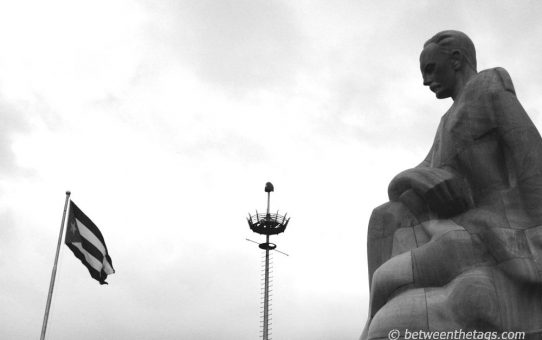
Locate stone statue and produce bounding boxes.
[361,31,542,340]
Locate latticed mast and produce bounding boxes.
[247,182,290,340]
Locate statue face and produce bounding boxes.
[420,43,457,99]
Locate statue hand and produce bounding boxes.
[397,188,428,217]
[388,167,473,218]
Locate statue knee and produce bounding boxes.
[370,251,414,316]
[447,269,500,329]
[368,201,419,237]
[367,201,420,284]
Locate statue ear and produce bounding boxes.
[450,50,462,70]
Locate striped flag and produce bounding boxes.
[65,201,115,284]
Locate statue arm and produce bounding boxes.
[387,132,473,218]
[416,142,434,168]
[493,88,542,222]
[388,166,473,218]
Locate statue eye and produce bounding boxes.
[424,64,435,74]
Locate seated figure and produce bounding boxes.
[361,31,542,340]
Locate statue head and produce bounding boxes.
[420,30,477,100]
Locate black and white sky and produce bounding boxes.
[1,1,542,339]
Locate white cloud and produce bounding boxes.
[143,0,307,93]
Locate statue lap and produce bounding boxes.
[364,201,542,340]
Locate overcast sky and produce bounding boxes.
[1,1,542,339]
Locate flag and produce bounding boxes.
[65,201,115,284]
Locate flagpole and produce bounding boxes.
[40,191,71,340]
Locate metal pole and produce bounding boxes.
[40,191,71,340]
[263,235,270,340]
[266,192,270,216]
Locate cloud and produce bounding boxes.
[0,99,30,176]
[177,131,268,163]
[143,0,307,93]
[0,209,17,261]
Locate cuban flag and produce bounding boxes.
[65,201,115,284]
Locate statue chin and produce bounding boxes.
[361,65,542,339]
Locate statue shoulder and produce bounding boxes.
[474,67,516,95]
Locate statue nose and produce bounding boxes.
[423,77,432,86]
